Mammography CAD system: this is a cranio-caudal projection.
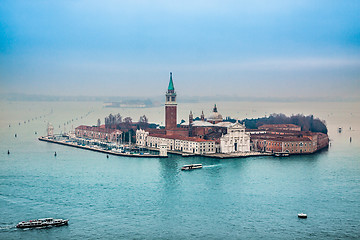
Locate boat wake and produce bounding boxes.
[0,224,16,231]
[203,164,221,168]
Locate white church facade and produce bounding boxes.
[220,121,251,153]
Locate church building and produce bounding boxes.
[135,72,251,155]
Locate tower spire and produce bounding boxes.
[189,110,193,125]
[168,72,174,92]
[213,104,218,113]
[165,72,177,131]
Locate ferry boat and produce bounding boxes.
[181,164,202,171]
[297,213,307,219]
[16,218,69,228]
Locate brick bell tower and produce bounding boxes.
[165,72,177,131]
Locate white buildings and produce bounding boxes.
[136,129,216,154]
[220,121,251,153]
[136,121,251,155]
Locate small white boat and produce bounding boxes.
[181,164,202,171]
[298,213,307,218]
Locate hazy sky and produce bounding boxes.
[1,0,359,99]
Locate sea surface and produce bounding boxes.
[0,100,359,239]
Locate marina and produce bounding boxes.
[38,136,312,159]
[38,136,167,158]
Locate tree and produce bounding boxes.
[123,117,132,130]
[242,113,328,134]
[138,115,149,129]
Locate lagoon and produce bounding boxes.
[0,100,359,239]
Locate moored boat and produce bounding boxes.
[181,164,202,171]
[182,153,195,157]
[274,152,290,157]
[16,218,69,228]
[297,213,307,218]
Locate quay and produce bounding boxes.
[40,136,272,159]
[38,136,167,158]
[204,152,272,159]
[143,146,271,158]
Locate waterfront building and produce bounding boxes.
[220,121,251,153]
[136,129,216,154]
[251,131,328,154]
[75,125,122,143]
[159,144,168,157]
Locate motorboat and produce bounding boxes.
[181,164,202,171]
[274,152,290,157]
[16,218,69,228]
[298,213,307,219]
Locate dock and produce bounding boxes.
[203,152,272,159]
[143,146,271,158]
[40,136,275,159]
[38,137,167,158]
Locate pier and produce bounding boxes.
[38,136,167,158]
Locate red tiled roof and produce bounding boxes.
[246,129,266,132]
[149,134,214,142]
[259,124,300,128]
[251,133,311,142]
[75,125,122,134]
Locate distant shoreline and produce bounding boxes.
[1,95,360,103]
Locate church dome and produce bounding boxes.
[208,112,223,121]
[207,104,223,122]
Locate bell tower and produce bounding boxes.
[165,72,177,130]
[189,111,193,125]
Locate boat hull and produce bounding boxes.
[16,220,69,228]
[181,166,202,171]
